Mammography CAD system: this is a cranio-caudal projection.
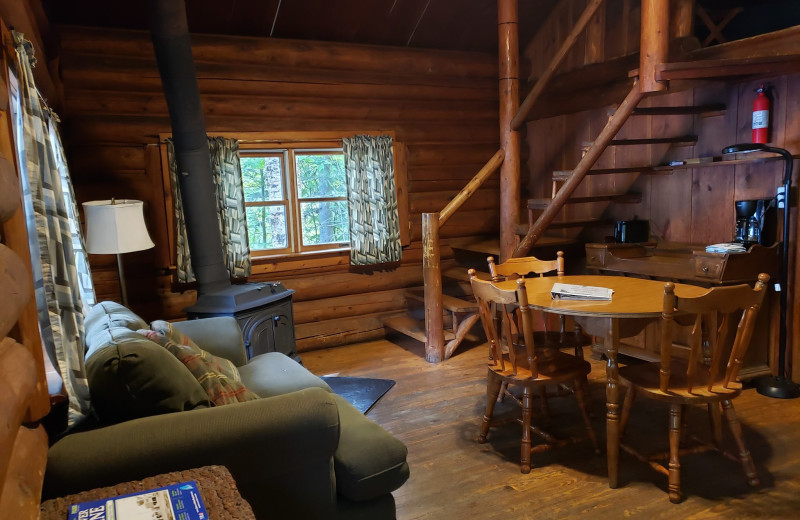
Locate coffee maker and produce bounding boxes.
[734,198,777,247]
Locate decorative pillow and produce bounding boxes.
[150,320,241,382]
[85,329,211,424]
[139,326,260,406]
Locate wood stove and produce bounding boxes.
[149,0,299,361]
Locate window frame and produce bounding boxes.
[158,130,408,273]
[240,142,350,256]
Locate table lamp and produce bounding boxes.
[721,143,799,399]
[83,199,155,307]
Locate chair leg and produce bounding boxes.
[708,402,723,449]
[619,385,636,439]
[573,376,600,453]
[497,381,507,403]
[668,404,682,503]
[721,399,759,487]
[521,386,534,473]
[479,373,503,443]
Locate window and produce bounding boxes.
[240,143,349,256]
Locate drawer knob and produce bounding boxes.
[702,266,709,272]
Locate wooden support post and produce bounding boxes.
[640,0,670,92]
[512,0,606,130]
[670,0,695,39]
[512,82,644,257]
[498,0,520,261]
[422,212,444,363]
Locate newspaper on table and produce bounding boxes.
[551,282,614,301]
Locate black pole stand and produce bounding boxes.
[722,144,800,399]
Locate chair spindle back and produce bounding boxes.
[487,251,564,282]
[469,270,538,378]
[658,273,770,393]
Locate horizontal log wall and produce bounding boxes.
[57,26,500,351]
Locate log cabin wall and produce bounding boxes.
[55,26,501,352]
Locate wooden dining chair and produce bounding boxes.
[616,273,770,503]
[487,252,591,359]
[469,270,598,473]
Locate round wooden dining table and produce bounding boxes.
[493,274,709,488]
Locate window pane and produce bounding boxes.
[241,156,283,202]
[296,154,346,198]
[300,201,349,246]
[246,206,288,250]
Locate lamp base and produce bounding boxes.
[755,376,800,399]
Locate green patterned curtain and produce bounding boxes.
[13,32,95,429]
[343,135,402,265]
[167,137,251,283]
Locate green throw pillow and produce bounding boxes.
[140,325,260,406]
[85,329,212,424]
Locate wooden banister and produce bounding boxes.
[439,149,504,226]
[511,0,606,130]
[513,81,644,257]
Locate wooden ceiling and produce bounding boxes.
[41,0,555,53]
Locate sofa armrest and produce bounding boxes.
[172,316,248,366]
[45,387,340,518]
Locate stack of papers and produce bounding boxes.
[551,283,614,301]
[705,242,747,254]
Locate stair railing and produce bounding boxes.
[422,149,504,362]
[513,0,671,257]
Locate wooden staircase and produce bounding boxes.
[383,267,482,360]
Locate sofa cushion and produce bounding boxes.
[238,352,332,398]
[139,327,260,406]
[330,394,410,502]
[85,327,211,424]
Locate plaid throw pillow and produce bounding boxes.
[150,320,241,382]
[138,323,259,406]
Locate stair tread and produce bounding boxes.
[583,135,698,147]
[515,219,613,235]
[405,288,478,312]
[442,266,491,281]
[553,165,674,180]
[619,103,726,116]
[383,315,455,342]
[528,193,641,209]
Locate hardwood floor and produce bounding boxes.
[302,336,800,519]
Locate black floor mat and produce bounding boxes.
[321,376,396,414]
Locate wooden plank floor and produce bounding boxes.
[302,336,800,519]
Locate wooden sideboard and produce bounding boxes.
[585,242,778,379]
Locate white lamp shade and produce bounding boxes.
[83,199,155,254]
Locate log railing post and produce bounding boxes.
[498,0,520,261]
[422,212,444,363]
[641,0,670,92]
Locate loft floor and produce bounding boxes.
[303,337,800,519]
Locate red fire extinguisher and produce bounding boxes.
[752,85,769,144]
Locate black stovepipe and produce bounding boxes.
[722,143,799,399]
[149,0,231,296]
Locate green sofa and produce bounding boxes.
[43,301,409,519]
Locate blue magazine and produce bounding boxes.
[68,480,208,520]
